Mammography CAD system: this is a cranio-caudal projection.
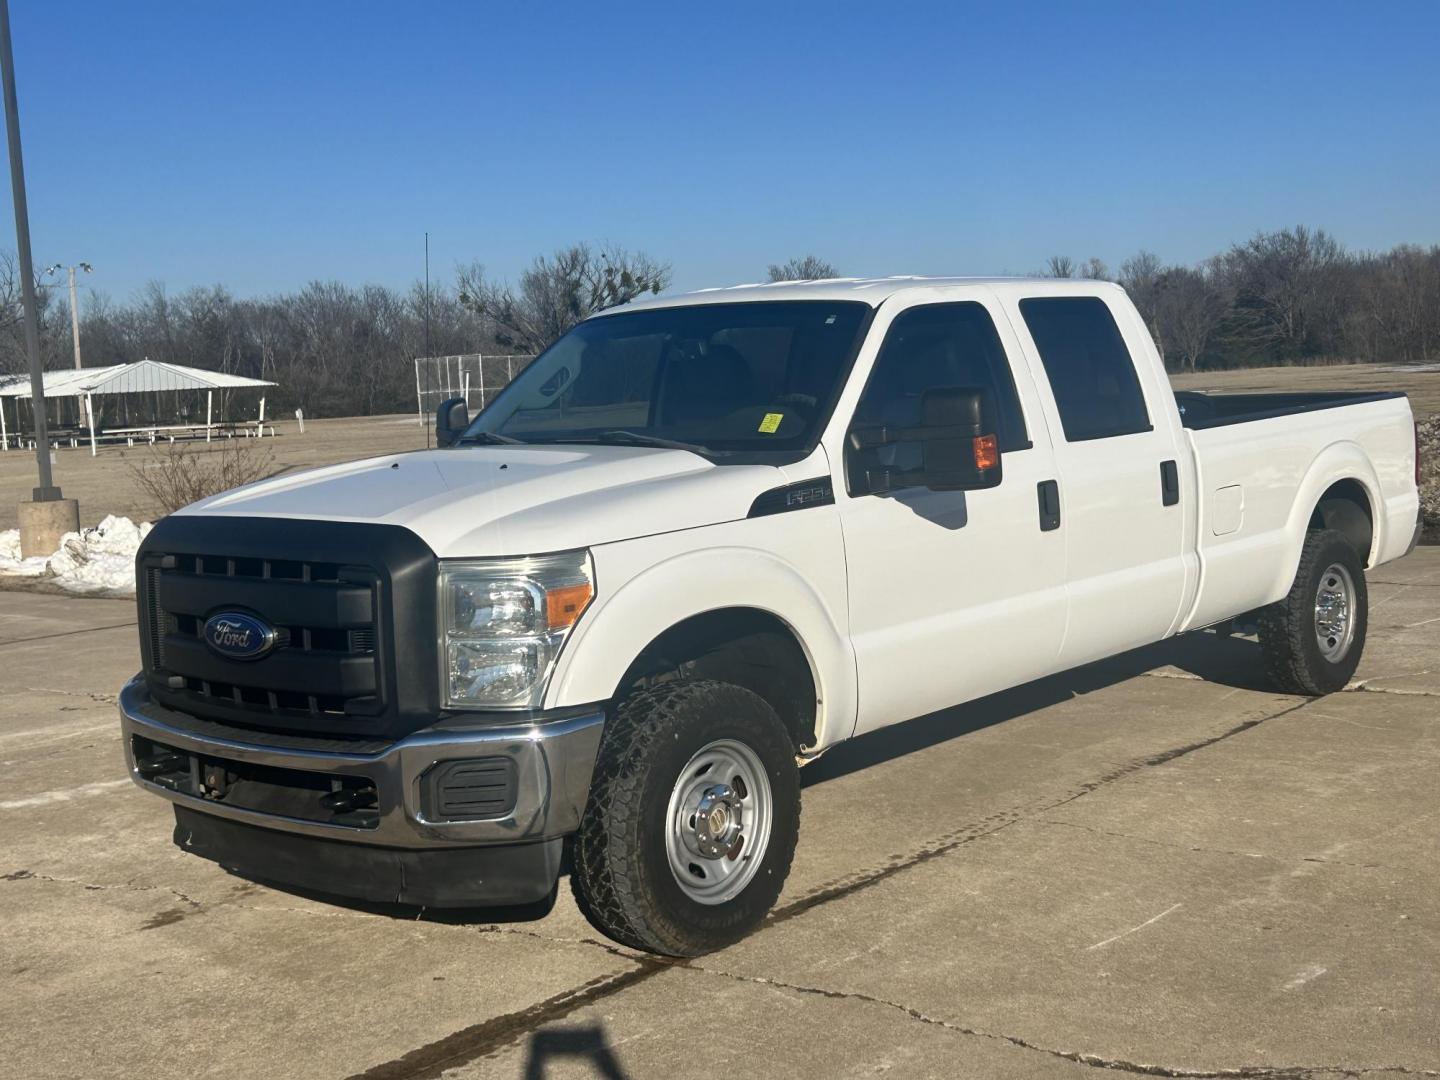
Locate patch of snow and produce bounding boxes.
[0,514,151,596]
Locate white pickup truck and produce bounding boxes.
[120,277,1421,955]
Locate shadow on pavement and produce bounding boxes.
[523,1024,630,1079]
[802,627,1275,788]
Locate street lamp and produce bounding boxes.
[2,0,81,554]
[46,261,92,370]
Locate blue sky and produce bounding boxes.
[6,0,1438,302]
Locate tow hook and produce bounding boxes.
[136,752,186,778]
[319,788,377,814]
[200,763,231,799]
[319,786,379,828]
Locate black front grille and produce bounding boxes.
[148,554,380,722]
[137,516,439,740]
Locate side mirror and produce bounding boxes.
[848,386,1002,493]
[915,387,1002,491]
[435,397,469,448]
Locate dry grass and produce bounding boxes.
[0,414,431,530]
[127,439,278,517]
[1169,363,1440,420]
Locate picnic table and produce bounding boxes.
[103,421,275,446]
[6,420,274,451]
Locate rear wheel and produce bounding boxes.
[1257,528,1368,696]
[571,679,799,956]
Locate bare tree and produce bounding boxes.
[0,250,63,377]
[128,440,277,516]
[457,242,670,354]
[6,224,1438,426]
[1044,255,1075,278]
[1155,261,1231,372]
[1218,226,1348,362]
[1348,245,1440,365]
[1120,250,1166,359]
[1079,257,1111,281]
[766,255,838,282]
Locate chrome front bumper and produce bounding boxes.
[118,676,605,849]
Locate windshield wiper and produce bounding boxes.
[520,431,716,455]
[593,430,712,455]
[457,430,525,445]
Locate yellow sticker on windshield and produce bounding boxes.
[759,412,784,434]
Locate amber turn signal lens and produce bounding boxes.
[973,433,999,471]
[546,582,594,629]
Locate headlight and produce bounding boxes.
[439,551,594,709]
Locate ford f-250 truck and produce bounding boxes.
[120,277,1422,955]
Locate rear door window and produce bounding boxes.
[1019,297,1151,441]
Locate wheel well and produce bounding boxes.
[615,609,818,753]
[1309,479,1373,565]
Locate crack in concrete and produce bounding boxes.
[766,700,1312,929]
[1341,682,1440,698]
[3,869,138,891]
[691,964,1440,1080]
[471,923,644,964]
[17,686,120,704]
[0,621,135,648]
[1,868,204,912]
[338,960,667,1080]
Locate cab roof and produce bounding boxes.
[605,275,1123,314]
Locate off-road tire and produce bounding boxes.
[571,679,800,956]
[1257,528,1368,695]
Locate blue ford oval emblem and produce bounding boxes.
[203,611,277,661]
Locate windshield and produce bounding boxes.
[462,301,870,457]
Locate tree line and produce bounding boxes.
[1,228,1436,420]
[1043,227,1440,372]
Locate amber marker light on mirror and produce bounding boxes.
[974,434,1000,471]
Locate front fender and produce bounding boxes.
[545,542,857,750]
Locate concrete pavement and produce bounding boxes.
[2,551,1438,1080]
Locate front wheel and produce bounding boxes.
[571,679,800,956]
[1257,528,1368,695]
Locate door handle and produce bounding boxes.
[1037,479,1061,531]
[1160,460,1180,506]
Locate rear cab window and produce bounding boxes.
[1018,296,1150,441]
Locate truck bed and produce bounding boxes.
[1178,388,1417,634]
[1174,389,1407,430]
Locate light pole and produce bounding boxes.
[2,0,79,553]
[46,261,91,370]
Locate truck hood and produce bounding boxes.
[179,445,796,557]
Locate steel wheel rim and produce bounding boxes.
[664,738,773,906]
[1314,562,1357,662]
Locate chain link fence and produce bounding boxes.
[413,353,534,439]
